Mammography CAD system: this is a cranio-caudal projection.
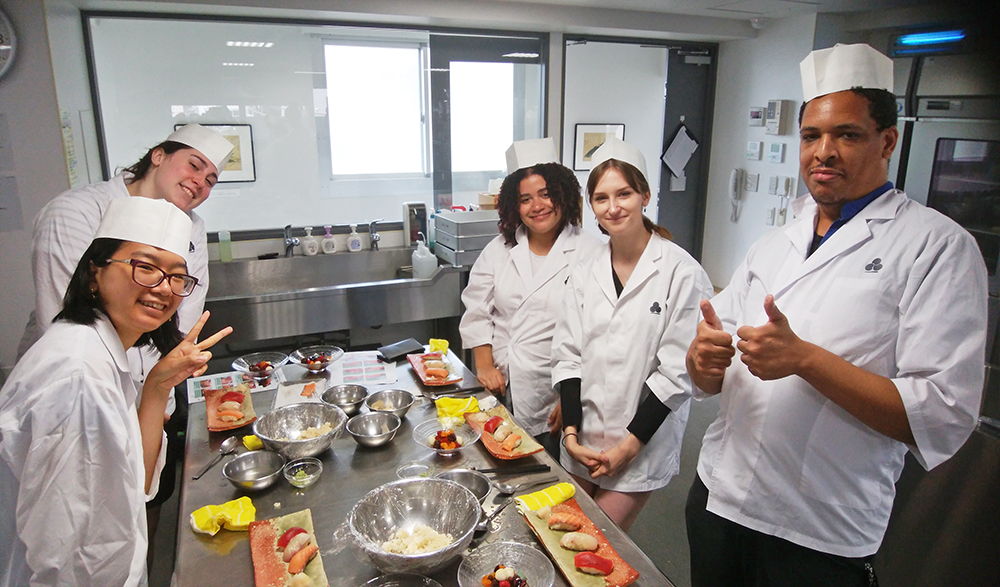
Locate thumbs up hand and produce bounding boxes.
[686,300,736,384]
[736,295,804,380]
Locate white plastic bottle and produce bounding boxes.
[347,224,363,252]
[321,225,337,254]
[411,233,437,279]
[301,226,320,256]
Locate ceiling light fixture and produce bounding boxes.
[897,30,965,46]
[222,62,255,67]
[502,52,539,58]
[226,41,274,48]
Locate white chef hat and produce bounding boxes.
[95,197,193,261]
[505,137,560,174]
[800,43,893,102]
[167,123,235,172]
[589,137,648,184]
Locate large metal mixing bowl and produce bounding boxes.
[348,478,481,575]
[253,402,347,459]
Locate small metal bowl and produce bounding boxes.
[434,468,491,504]
[222,450,285,492]
[283,457,323,488]
[365,389,415,420]
[290,344,345,372]
[321,384,369,417]
[347,412,401,448]
[360,574,443,587]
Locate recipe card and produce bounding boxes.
[186,370,284,404]
[329,351,398,385]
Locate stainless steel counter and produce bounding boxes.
[175,357,675,587]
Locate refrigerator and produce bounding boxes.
[875,52,1000,586]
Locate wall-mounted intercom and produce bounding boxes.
[765,100,788,135]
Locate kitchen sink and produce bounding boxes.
[203,248,462,344]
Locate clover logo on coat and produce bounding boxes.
[650,301,661,315]
[865,258,883,273]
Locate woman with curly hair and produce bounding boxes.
[460,138,601,457]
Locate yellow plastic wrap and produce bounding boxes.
[189,496,256,536]
[515,482,576,512]
[242,434,263,451]
[428,338,449,353]
[434,396,479,427]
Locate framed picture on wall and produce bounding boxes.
[173,123,255,183]
[573,123,625,171]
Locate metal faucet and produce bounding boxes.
[369,219,383,251]
[283,225,299,258]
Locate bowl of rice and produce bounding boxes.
[253,402,347,460]
[348,477,481,575]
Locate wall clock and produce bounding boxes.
[0,7,17,81]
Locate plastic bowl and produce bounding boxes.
[321,384,369,417]
[222,450,285,492]
[290,344,344,372]
[412,419,481,457]
[232,351,288,380]
[253,402,347,459]
[359,574,443,587]
[347,412,401,448]
[365,389,415,420]
[348,478,481,575]
[283,457,323,488]
[434,468,491,504]
[457,541,556,587]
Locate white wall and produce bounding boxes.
[0,0,72,374]
[699,14,816,288]
[563,41,667,237]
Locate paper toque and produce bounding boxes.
[506,137,560,174]
[590,137,648,183]
[95,197,193,260]
[800,43,893,102]
[167,123,235,172]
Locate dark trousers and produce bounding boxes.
[685,474,878,587]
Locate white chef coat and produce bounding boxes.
[460,225,602,436]
[696,189,987,558]
[17,173,209,411]
[552,232,714,492]
[0,315,167,587]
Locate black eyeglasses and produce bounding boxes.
[106,258,199,297]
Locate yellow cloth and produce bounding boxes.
[516,482,576,511]
[243,434,263,451]
[428,338,449,353]
[189,496,256,536]
[435,396,479,426]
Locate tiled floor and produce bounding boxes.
[147,397,721,587]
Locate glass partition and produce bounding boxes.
[85,15,545,232]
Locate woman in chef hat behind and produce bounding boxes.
[460,137,601,457]
[551,137,714,530]
[0,196,232,587]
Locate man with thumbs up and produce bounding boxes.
[684,44,988,587]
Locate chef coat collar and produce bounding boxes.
[94,312,136,402]
[815,181,893,250]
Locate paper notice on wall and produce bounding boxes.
[661,125,698,177]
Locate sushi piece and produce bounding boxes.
[493,423,513,442]
[218,400,242,412]
[501,433,522,452]
[559,531,599,551]
[282,533,312,562]
[547,511,586,531]
[217,410,246,423]
[287,544,318,574]
[425,367,450,379]
[574,552,614,576]
[532,505,552,521]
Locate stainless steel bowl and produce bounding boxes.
[348,478,481,575]
[321,384,369,417]
[434,469,491,504]
[253,403,347,459]
[221,450,285,492]
[347,412,401,448]
[365,389,415,419]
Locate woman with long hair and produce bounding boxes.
[0,197,232,586]
[552,137,713,530]
[461,138,601,456]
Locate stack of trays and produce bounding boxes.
[434,210,500,266]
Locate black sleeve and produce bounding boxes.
[558,378,582,431]
[627,384,672,444]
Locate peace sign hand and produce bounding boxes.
[145,311,233,397]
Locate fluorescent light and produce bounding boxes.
[501,52,539,59]
[226,41,274,48]
[222,62,255,67]
[897,30,965,46]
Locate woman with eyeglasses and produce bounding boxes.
[0,197,232,586]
